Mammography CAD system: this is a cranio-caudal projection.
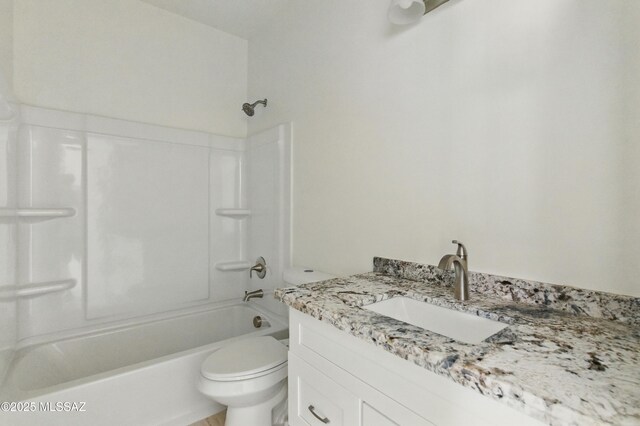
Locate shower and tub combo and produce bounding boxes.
[2,303,288,425]
[0,99,295,425]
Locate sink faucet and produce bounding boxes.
[243,289,264,302]
[438,240,469,301]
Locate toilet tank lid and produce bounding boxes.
[283,267,335,286]
[201,336,287,380]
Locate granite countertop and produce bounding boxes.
[275,259,640,426]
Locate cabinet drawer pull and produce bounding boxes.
[308,405,330,423]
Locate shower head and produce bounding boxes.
[242,99,267,116]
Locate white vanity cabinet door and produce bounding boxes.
[360,399,434,426]
[289,353,360,426]
[360,394,433,426]
[289,352,433,426]
[363,403,398,426]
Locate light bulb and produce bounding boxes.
[388,0,426,25]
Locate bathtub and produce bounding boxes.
[0,302,288,426]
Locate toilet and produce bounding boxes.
[198,336,288,426]
[198,267,334,426]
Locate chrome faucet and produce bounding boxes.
[438,240,470,301]
[243,289,264,302]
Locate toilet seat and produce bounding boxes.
[201,336,287,382]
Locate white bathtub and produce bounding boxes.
[0,302,288,426]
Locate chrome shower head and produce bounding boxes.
[242,99,267,116]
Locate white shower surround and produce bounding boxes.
[0,107,18,386]
[13,105,291,342]
[0,104,292,425]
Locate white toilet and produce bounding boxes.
[198,336,288,426]
[198,267,334,426]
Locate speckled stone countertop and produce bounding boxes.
[275,259,640,426]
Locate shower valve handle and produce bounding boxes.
[249,257,267,279]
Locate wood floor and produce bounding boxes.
[189,410,226,426]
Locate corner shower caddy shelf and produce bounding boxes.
[0,279,76,300]
[215,261,253,271]
[215,208,252,218]
[0,207,76,221]
[0,207,77,299]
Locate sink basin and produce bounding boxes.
[363,297,508,344]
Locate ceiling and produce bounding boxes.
[140,0,290,39]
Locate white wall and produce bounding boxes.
[248,0,640,297]
[0,0,12,92]
[13,0,248,137]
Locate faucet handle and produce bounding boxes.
[452,240,468,260]
[250,256,267,279]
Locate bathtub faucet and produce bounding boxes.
[243,289,264,302]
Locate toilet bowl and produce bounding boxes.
[198,267,335,426]
[198,336,288,426]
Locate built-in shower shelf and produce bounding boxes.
[215,208,252,218]
[0,207,76,220]
[0,279,76,300]
[215,261,253,271]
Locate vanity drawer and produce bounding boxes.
[289,352,359,426]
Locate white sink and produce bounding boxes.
[363,297,508,344]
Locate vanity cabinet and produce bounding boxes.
[287,309,544,426]
[289,353,359,426]
[289,353,431,426]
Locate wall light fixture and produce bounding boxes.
[388,0,450,25]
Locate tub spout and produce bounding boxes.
[243,289,264,302]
